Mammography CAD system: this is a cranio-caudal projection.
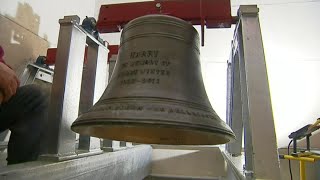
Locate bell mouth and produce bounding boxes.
[71,121,235,145]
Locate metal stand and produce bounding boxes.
[225,5,281,179]
[20,63,54,85]
[41,15,108,161]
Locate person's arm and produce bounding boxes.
[0,46,20,103]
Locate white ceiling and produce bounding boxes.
[98,0,320,148]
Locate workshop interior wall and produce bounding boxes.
[148,146,226,179]
[0,0,95,75]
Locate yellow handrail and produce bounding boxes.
[281,153,320,180]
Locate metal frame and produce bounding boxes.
[0,3,281,179]
[96,0,234,46]
[0,145,152,180]
[97,0,233,33]
[41,15,109,160]
[20,63,54,85]
[225,5,281,179]
[40,18,132,159]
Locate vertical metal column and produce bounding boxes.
[226,39,243,156]
[19,65,39,86]
[78,42,109,154]
[238,5,281,179]
[43,16,86,160]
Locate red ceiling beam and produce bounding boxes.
[97,0,233,33]
[46,45,119,65]
[47,0,234,65]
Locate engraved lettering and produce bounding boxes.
[130,52,135,59]
[122,63,128,68]
[130,50,159,59]
[154,50,159,57]
[161,61,170,66]
[129,60,160,67]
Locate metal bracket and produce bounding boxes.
[225,5,281,179]
[41,15,108,161]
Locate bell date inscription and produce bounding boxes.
[96,104,215,120]
[117,50,173,86]
[120,78,160,85]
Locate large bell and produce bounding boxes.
[71,15,235,145]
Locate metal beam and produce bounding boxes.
[44,16,86,158]
[226,40,243,156]
[0,145,152,180]
[96,0,233,33]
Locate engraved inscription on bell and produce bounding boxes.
[115,50,172,86]
[71,14,236,145]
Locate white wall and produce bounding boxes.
[0,0,96,74]
[1,0,96,47]
[257,2,320,148]
[150,146,226,179]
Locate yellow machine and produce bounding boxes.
[280,118,320,180]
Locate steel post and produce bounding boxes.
[238,5,281,179]
[42,15,87,160]
[300,161,306,180]
[226,39,244,156]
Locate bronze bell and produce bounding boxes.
[71,15,235,145]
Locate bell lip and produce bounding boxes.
[71,120,236,145]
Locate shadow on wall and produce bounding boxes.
[150,147,226,178]
[0,2,49,75]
